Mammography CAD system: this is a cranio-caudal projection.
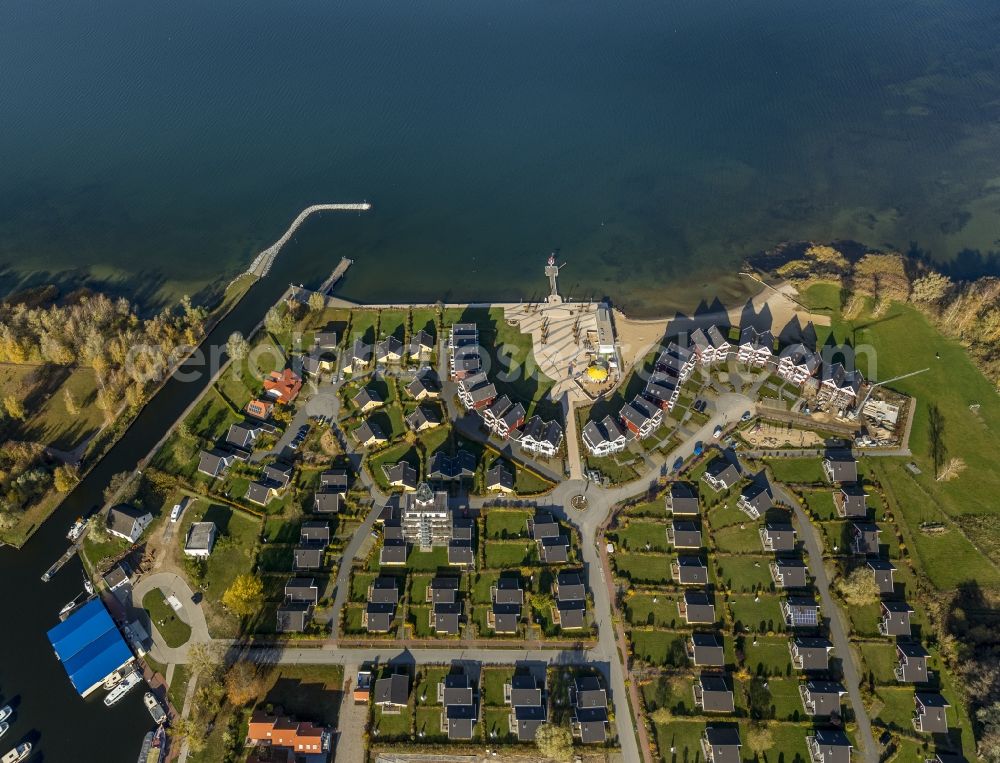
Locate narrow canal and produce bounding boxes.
[0,256,306,761]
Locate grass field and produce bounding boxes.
[6,365,105,450]
[484,540,536,568]
[630,629,689,666]
[766,457,825,484]
[801,283,1000,584]
[612,551,673,584]
[716,555,773,592]
[743,634,794,677]
[613,520,671,552]
[484,509,532,539]
[142,588,192,647]
[729,593,784,634]
[625,593,681,628]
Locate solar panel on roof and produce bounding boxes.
[790,607,819,626]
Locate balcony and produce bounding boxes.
[799,685,815,715]
[693,682,705,709]
[806,736,824,763]
[758,528,774,551]
[686,639,697,661]
[894,664,906,682]
[700,735,715,763]
[770,562,783,586]
[738,497,760,519]
[677,600,688,620]
[912,713,924,732]
[878,618,890,636]
[789,641,803,670]
[670,561,681,581]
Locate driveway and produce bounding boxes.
[130,571,211,663]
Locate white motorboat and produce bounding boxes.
[0,722,8,739]
[0,743,30,763]
[67,518,88,541]
[0,707,10,724]
[59,600,77,617]
[104,669,142,706]
[143,692,166,724]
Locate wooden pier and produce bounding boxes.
[246,203,372,278]
[42,540,83,582]
[318,257,354,295]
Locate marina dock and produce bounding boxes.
[42,532,87,582]
[318,256,354,294]
[247,203,372,278]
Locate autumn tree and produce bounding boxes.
[63,386,80,416]
[226,331,250,362]
[224,661,266,706]
[103,471,139,505]
[222,574,264,617]
[187,642,222,680]
[53,465,78,493]
[308,291,326,312]
[3,395,26,421]
[910,271,953,307]
[264,306,293,336]
[535,722,573,761]
[746,723,774,755]
[836,566,879,606]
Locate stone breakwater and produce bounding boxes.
[247,202,372,277]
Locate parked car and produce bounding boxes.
[169,503,183,523]
[741,410,752,421]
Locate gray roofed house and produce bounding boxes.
[313,491,343,514]
[353,386,384,412]
[694,673,735,713]
[790,637,833,671]
[408,329,435,358]
[107,504,153,543]
[497,402,527,439]
[569,677,609,744]
[554,598,586,630]
[688,632,725,666]
[263,462,292,487]
[529,512,561,540]
[738,326,775,367]
[913,693,950,733]
[379,539,407,566]
[540,535,570,564]
[738,481,773,519]
[448,540,475,568]
[198,449,236,478]
[183,522,217,558]
[432,602,462,634]
[352,419,387,447]
[364,602,396,633]
[506,674,546,741]
[483,395,513,426]
[426,577,459,604]
[293,546,324,570]
[452,515,474,542]
[759,522,796,552]
[407,370,442,400]
[554,570,586,601]
[346,338,372,370]
[102,564,130,591]
[300,521,330,545]
[823,454,858,483]
[438,673,477,739]
[320,469,349,491]
[619,396,660,438]
[868,559,896,594]
[226,422,262,450]
[807,729,853,763]
[373,673,409,713]
[668,519,703,549]
[517,415,564,457]
[679,590,716,624]
[835,484,869,518]
[851,522,881,555]
[490,577,523,634]
[582,415,628,457]
[457,372,497,410]
[485,464,514,493]
[427,450,477,481]
[245,481,277,506]
[275,602,312,633]
[896,642,930,683]
[776,343,821,384]
[667,482,700,515]
[702,726,742,763]
[672,555,709,585]
[406,405,442,432]
[880,600,914,636]
[781,596,820,628]
[800,680,846,717]
[819,363,864,405]
[703,458,742,491]
[771,558,810,588]
[284,577,319,605]
[383,461,418,491]
[313,330,338,350]
[368,577,399,604]
[375,335,404,363]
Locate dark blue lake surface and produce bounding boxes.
[1,1,1000,760]
[2,0,1000,316]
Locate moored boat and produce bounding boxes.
[143,692,166,724]
[104,669,142,706]
[0,743,31,763]
[0,723,8,740]
[67,518,88,541]
[0,707,10,725]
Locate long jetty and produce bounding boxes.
[318,256,354,295]
[247,202,372,278]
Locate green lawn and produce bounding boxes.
[613,520,671,552]
[612,551,673,584]
[14,365,105,451]
[625,593,681,628]
[629,629,690,667]
[743,635,794,677]
[803,490,839,521]
[872,686,917,733]
[374,706,412,739]
[651,718,706,763]
[858,641,900,685]
[407,605,435,638]
[481,666,515,706]
[729,593,785,634]
[167,664,191,711]
[484,540,536,568]
[715,555,773,592]
[405,546,451,572]
[712,523,762,554]
[142,588,192,648]
[766,457,825,484]
[484,509,532,539]
[625,499,667,518]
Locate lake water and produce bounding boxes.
[2,0,1000,317]
[2,0,1000,760]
